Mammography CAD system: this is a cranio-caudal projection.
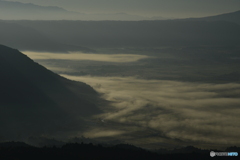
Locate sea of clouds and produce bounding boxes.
[61,75,240,149]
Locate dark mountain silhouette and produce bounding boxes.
[167,146,209,154]
[11,20,240,48]
[113,144,144,151]
[0,44,100,140]
[225,146,240,152]
[187,10,240,25]
[0,141,233,160]
[0,141,31,147]
[0,21,94,52]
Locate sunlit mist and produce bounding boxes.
[23,51,149,63]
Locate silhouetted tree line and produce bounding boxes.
[0,141,237,160]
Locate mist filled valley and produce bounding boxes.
[21,45,240,150]
[0,6,240,159]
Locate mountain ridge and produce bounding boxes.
[186,10,240,25]
[0,0,83,20]
[0,0,68,12]
[0,0,156,20]
[0,21,94,52]
[11,20,240,48]
[0,44,101,140]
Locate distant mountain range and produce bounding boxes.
[11,19,240,48]
[187,10,240,25]
[0,0,162,21]
[0,0,239,21]
[0,21,94,52]
[0,44,100,140]
[0,0,82,20]
[0,10,239,51]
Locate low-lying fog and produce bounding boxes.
[23,50,240,149]
[62,75,240,149]
[23,51,149,63]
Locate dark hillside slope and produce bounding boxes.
[0,44,100,140]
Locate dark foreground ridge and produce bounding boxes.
[1,142,239,160]
[0,44,101,140]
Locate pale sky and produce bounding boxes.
[4,0,240,18]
